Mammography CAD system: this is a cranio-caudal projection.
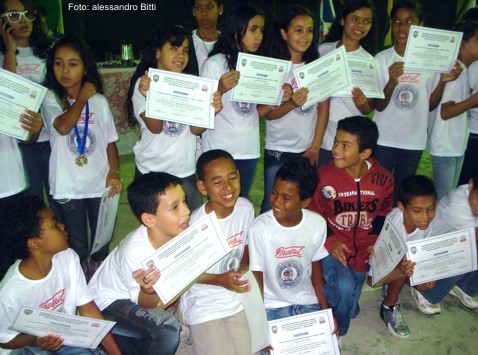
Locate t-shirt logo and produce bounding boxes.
[232,102,256,117]
[163,121,186,136]
[393,84,418,111]
[276,260,303,289]
[67,127,97,157]
[39,289,65,310]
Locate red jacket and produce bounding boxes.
[309,158,394,271]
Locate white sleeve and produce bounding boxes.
[41,90,65,134]
[131,77,146,120]
[248,219,266,272]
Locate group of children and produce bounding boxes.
[1,0,478,354]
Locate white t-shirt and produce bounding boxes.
[374,46,438,150]
[432,184,478,235]
[88,225,156,310]
[0,249,92,343]
[386,207,434,242]
[201,54,260,159]
[131,78,196,177]
[249,209,328,308]
[0,47,49,142]
[265,62,318,152]
[320,42,374,150]
[42,91,118,199]
[192,30,217,76]
[179,197,254,325]
[466,61,478,134]
[428,62,469,157]
[0,134,26,198]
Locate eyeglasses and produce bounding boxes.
[1,10,36,23]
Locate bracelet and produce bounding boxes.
[141,287,156,295]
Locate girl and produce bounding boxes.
[42,37,121,273]
[373,0,460,203]
[201,3,268,198]
[0,0,58,218]
[318,0,376,168]
[428,20,478,198]
[126,25,222,212]
[260,5,328,213]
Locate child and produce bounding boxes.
[178,149,254,355]
[249,157,333,344]
[0,195,121,354]
[126,25,222,212]
[308,116,394,344]
[260,5,329,213]
[88,172,187,354]
[373,0,461,203]
[428,20,478,198]
[201,3,269,198]
[318,0,376,167]
[41,37,121,270]
[0,0,59,218]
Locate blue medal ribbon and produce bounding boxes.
[74,100,89,157]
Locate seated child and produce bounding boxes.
[178,149,254,355]
[308,116,394,345]
[248,157,333,342]
[88,172,187,355]
[0,195,120,354]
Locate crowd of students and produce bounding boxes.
[0,0,478,354]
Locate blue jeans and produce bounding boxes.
[431,155,465,199]
[373,145,422,204]
[322,255,366,336]
[266,303,320,321]
[103,299,180,355]
[458,133,478,186]
[11,346,102,354]
[260,150,303,213]
[235,158,258,199]
[420,270,478,304]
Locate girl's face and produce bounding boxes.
[192,0,222,31]
[1,0,33,43]
[53,46,86,98]
[240,15,264,53]
[392,8,422,46]
[461,31,478,63]
[341,7,372,43]
[280,15,314,59]
[156,38,189,73]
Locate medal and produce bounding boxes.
[74,101,89,167]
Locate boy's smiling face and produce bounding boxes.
[332,129,370,178]
[398,195,436,234]
[198,157,240,219]
[270,178,310,227]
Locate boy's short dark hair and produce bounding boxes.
[0,195,46,260]
[127,172,181,222]
[398,175,437,206]
[274,157,318,200]
[391,0,423,23]
[337,116,378,153]
[196,149,236,181]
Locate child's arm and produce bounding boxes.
[303,99,330,166]
[53,82,97,135]
[0,334,64,351]
[351,87,374,115]
[218,70,240,94]
[136,74,164,134]
[440,91,478,120]
[78,301,122,355]
[196,270,250,293]
[262,85,308,120]
[105,142,121,197]
[311,260,329,310]
[429,61,463,112]
[374,61,403,112]
[19,109,43,144]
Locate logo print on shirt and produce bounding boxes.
[67,127,97,157]
[275,246,305,258]
[232,102,256,117]
[219,248,243,273]
[276,260,303,289]
[393,84,418,111]
[39,289,65,310]
[163,121,186,136]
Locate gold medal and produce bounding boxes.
[75,155,88,166]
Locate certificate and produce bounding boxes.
[294,46,351,109]
[269,309,339,355]
[370,218,408,286]
[11,306,115,349]
[332,55,384,99]
[141,212,231,304]
[407,228,477,286]
[0,68,48,140]
[231,53,292,105]
[403,26,462,72]
[90,187,120,255]
[145,68,218,129]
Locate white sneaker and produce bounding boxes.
[337,336,344,351]
[449,286,478,309]
[410,287,441,315]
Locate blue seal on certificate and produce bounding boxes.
[393,84,418,111]
[276,260,303,289]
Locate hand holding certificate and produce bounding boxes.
[145,68,218,129]
[141,212,231,304]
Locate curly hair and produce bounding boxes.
[274,157,318,201]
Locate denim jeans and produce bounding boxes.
[265,303,320,321]
[431,155,465,199]
[373,145,422,204]
[322,255,366,336]
[420,270,478,304]
[11,345,103,354]
[103,299,180,355]
[260,150,303,213]
[235,158,258,199]
[458,133,478,186]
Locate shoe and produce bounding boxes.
[410,287,441,315]
[449,286,478,309]
[379,303,410,338]
[337,336,344,351]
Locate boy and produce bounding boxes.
[308,116,394,344]
[88,172,187,355]
[249,157,331,325]
[178,149,254,355]
[0,195,120,354]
